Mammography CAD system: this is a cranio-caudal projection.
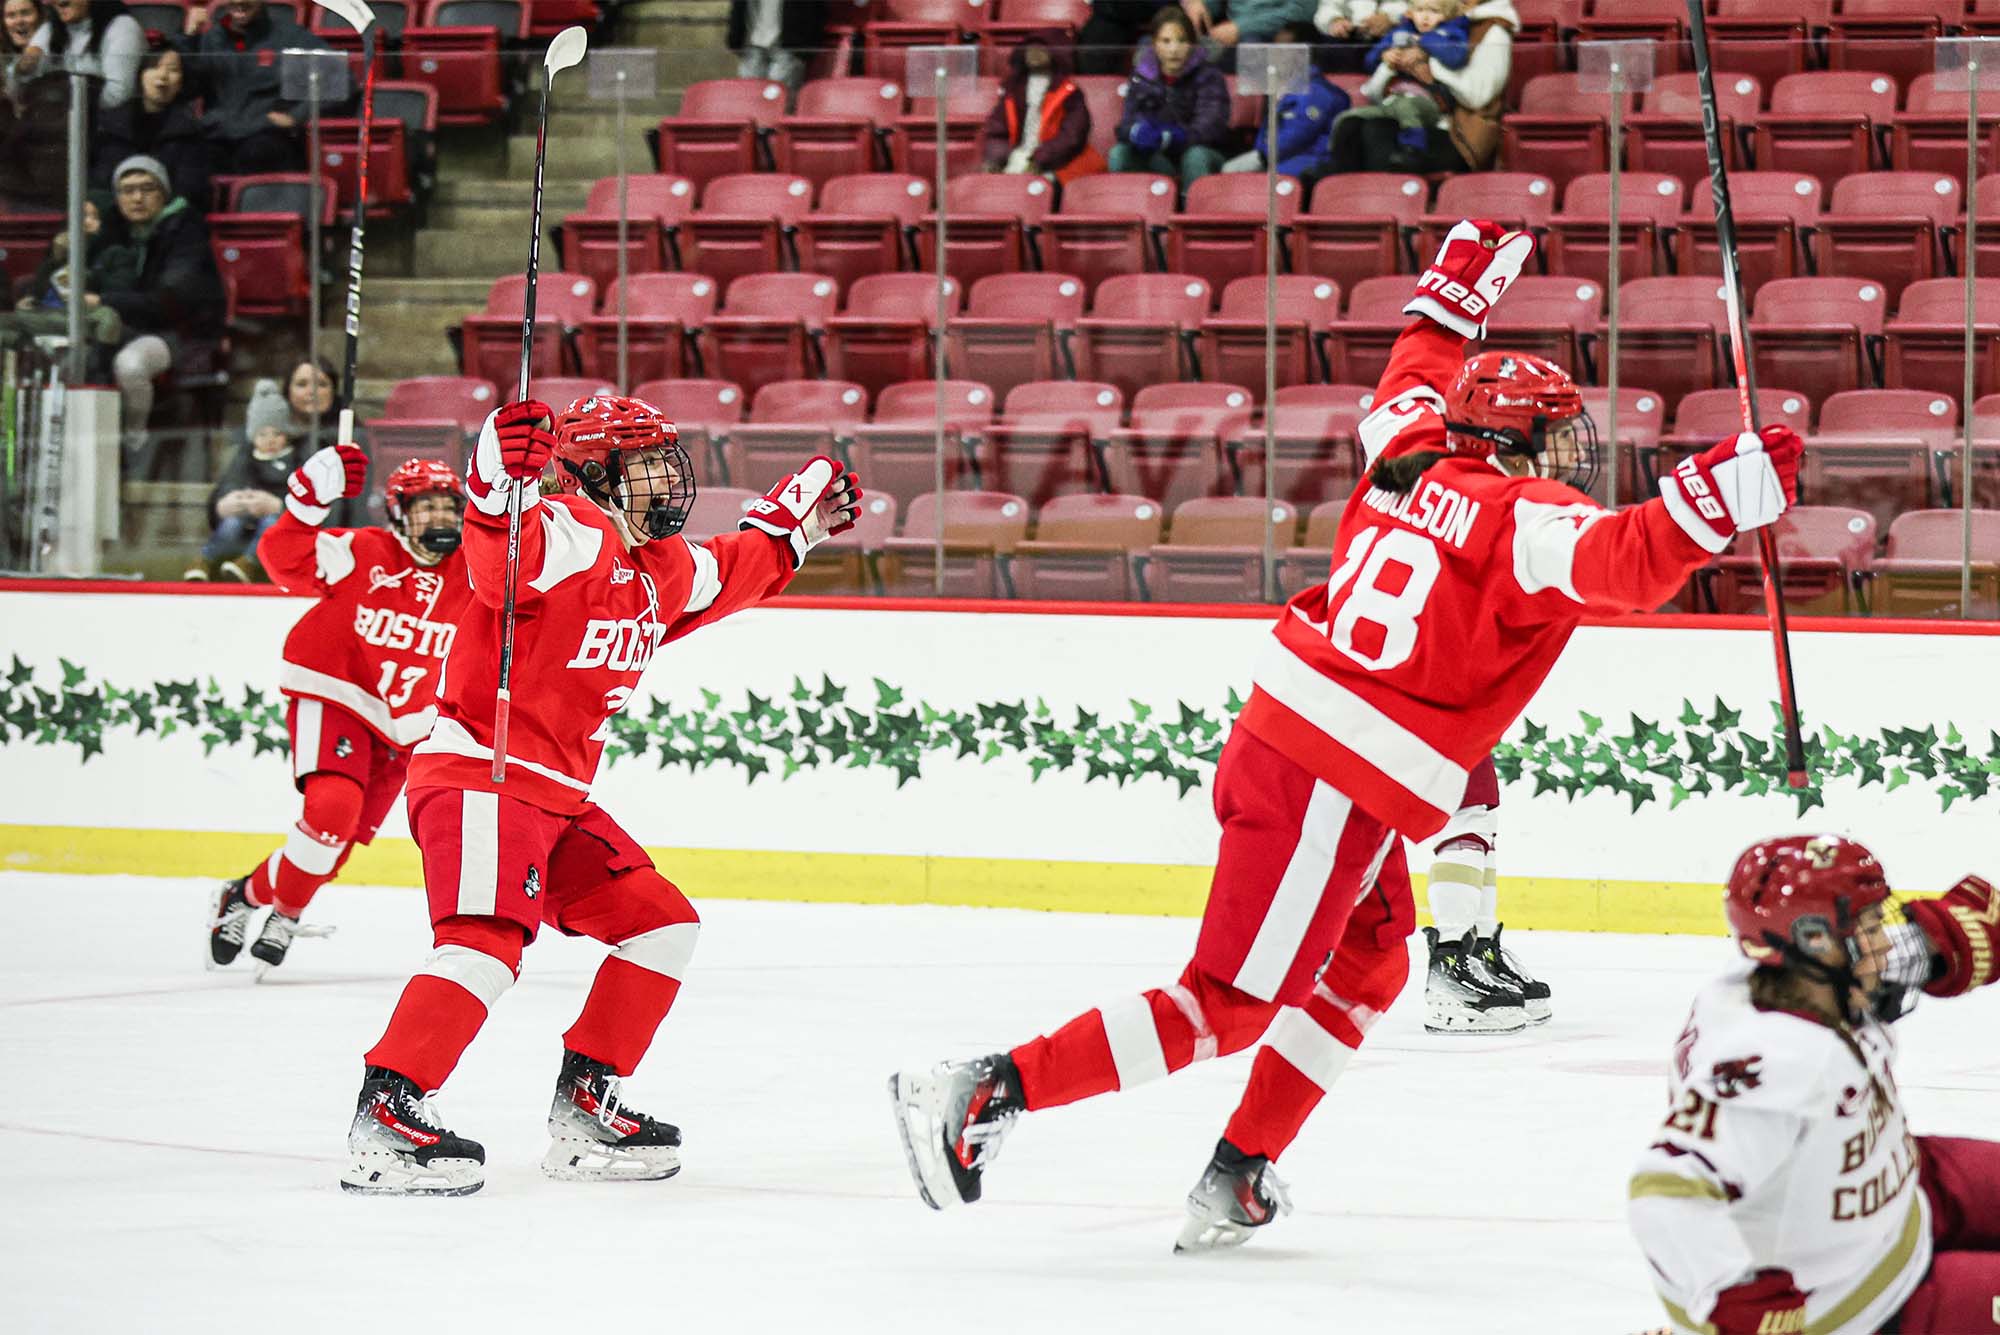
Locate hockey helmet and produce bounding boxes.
[551,394,695,541]
[1443,351,1598,492]
[383,457,465,558]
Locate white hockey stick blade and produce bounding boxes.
[545,25,588,75]
[315,0,375,35]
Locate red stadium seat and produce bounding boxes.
[1543,172,1683,287]
[1417,173,1557,254]
[652,79,789,190]
[680,486,762,542]
[773,77,905,187]
[1709,506,1876,614]
[631,377,746,478]
[554,175,699,298]
[1198,274,1342,393]
[1326,275,1419,388]
[1073,74,1130,162]
[1165,172,1304,303]
[1292,173,1427,290]
[945,272,1088,403]
[532,377,619,410]
[1574,0,1686,72]
[1754,71,1898,194]
[208,202,320,320]
[699,273,843,400]
[1872,509,2000,616]
[844,377,995,506]
[1707,0,1817,92]
[1885,277,2000,401]
[316,116,410,218]
[1826,0,1960,95]
[723,378,872,489]
[399,0,515,127]
[0,212,62,293]
[864,0,986,78]
[889,76,1001,180]
[979,379,1124,509]
[1602,277,1728,409]
[1143,496,1296,603]
[1006,493,1163,602]
[1500,73,1636,192]
[1478,274,1601,379]
[1893,73,2000,184]
[1226,387,1371,507]
[681,173,815,293]
[1627,71,1760,194]
[1807,391,1946,542]
[457,271,595,386]
[1676,172,1820,301]
[917,172,1055,289]
[1668,387,1813,446]
[1275,498,1344,597]
[1811,172,1958,304]
[1071,274,1211,405]
[1579,385,1668,503]
[1748,276,1888,410]
[1042,172,1175,290]
[1101,383,1254,510]
[795,172,933,297]
[823,272,964,399]
[980,0,1091,72]
[364,375,498,466]
[878,490,1033,597]
[575,272,721,388]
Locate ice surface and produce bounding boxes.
[2,873,1995,1334]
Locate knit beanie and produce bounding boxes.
[112,154,172,197]
[244,379,291,441]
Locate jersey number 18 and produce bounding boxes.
[1323,526,1441,672]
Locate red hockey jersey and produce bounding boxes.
[407,492,794,814]
[1237,320,1718,840]
[258,513,471,748]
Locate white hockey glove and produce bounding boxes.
[740,456,864,569]
[285,443,369,524]
[1404,219,1538,340]
[1657,424,1803,554]
[465,399,554,519]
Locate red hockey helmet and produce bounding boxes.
[1443,351,1598,491]
[1725,835,1891,965]
[383,457,464,525]
[551,394,695,541]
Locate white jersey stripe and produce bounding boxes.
[292,699,322,780]
[1234,780,1351,1001]
[418,943,516,1010]
[281,662,437,747]
[1265,1006,1357,1092]
[681,539,723,615]
[454,790,500,917]
[612,922,700,980]
[415,716,594,792]
[1099,993,1169,1089]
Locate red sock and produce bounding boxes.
[363,917,524,1091]
[255,774,364,917]
[565,958,684,1077]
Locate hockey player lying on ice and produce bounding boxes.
[341,394,861,1196]
[1631,835,2000,1335]
[209,450,469,973]
[890,218,1808,1251]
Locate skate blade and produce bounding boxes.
[540,1137,681,1182]
[1524,1000,1553,1025]
[886,1071,952,1211]
[1173,1215,1256,1255]
[340,1154,484,1197]
[1424,1005,1529,1035]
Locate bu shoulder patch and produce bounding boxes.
[524,866,541,900]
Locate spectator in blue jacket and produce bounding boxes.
[1221,24,1351,177]
[1364,0,1471,73]
[1111,6,1232,191]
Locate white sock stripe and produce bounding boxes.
[282,820,347,876]
[1099,993,1169,1090]
[1164,983,1218,1063]
[1428,878,1481,940]
[1311,979,1386,1035]
[611,921,699,980]
[293,700,322,780]
[455,791,500,917]
[1235,781,1352,1001]
[1266,1006,1358,1093]
[418,944,516,1009]
[1431,801,1498,850]
[263,848,283,886]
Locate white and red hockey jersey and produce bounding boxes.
[1236,320,1719,839]
[407,492,793,814]
[1629,962,1931,1335]
[258,513,471,748]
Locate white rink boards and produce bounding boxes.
[2,873,1996,1334]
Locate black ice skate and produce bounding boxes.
[1174,1138,1294,1254]
[1424,927,1528,1034]
[888,1053,1023,1209]
[207,876,256,967]
[542,1050,682,1182]
[340,1066,485,1196]
[246,910,335,975]
[1474,924,1552,1025]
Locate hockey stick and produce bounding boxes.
[316,0,378,449]
[492,23,590,783]
[1686,0,1810,789]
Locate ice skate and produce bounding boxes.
[888,1053,1023,1209]
[1174,1138,1293,1254]
[1474,923,1551,1024]
[541,1050,682,1182]
[340,1066,484,1196]
[247,911,335,977]
[207,876,256,968]
[1424,927,1528,1034]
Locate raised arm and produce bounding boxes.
[258,444,371,595]
[460,401,573,609]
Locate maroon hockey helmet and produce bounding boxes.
[1725,835,1892,965]
[1443,351,1598,491]
[551,394,695,541]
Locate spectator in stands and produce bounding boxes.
[1221,22,1347,177]
[93,45,210,211]
[729,0,825,89]
[7,0,144,108]
[1181,0,1316,51]
[1111,7,1229,191]
[0,189,133,358]
[95,154,224,449]
[187,378,299,581]
[2,0,44,63]
[981,33,1105,184]
[1313,0,1400,72]
[1077,1,1178,76]
[1321,0,1513,175]
[278,354,339,452]
[181,0,330,176]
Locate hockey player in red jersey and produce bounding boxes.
[1630,835,2000,1335]
[207,448,468,973]
[341,394,860,1197]
[889,219,1806,1244]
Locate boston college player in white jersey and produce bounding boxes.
[889,219,1807,1246]
[340,394,859,1196]
[1630,835,2000,1335]
[207,446,467,972]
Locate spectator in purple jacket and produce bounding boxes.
[1110,6,1229,192]
[980,33,1105,184]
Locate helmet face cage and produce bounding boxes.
[564,439,696,541]
[383,459,465,556]
[1442,410,1600,495]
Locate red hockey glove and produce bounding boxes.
[1707,1269,1807,1335]
[1905,876,2000,997]
[467,399,555,518]
[1404,219,1538,340]
[1658,425,1803,554]
[740,456,863,569]
[284,443,369,524]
